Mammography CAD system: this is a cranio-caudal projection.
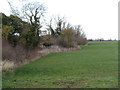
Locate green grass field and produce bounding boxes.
[3,41,118,88]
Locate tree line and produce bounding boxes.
[1,1,87,64]
[2,1,87,49]
[1,13,87,48]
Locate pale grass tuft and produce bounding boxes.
[2,60,15,70]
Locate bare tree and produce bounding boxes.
[46,19,55,36]
[54,16,66,35]
[22,2,46,25]
[46,16,66,36]
[7,0,46,28]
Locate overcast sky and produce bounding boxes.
[0,0,119,40]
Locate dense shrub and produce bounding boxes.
[75,34,88,45]
[57,28,75,47]
[41,35,53,47]
[42,25,88,48]
[2,25,13,40]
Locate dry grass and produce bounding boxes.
[2,39,81,70]
[2,60,15,70]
